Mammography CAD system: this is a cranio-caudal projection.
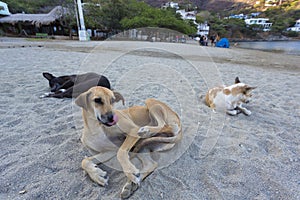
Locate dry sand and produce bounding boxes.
[0,37,299,199]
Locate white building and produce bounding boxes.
[169,2,179,9]
[197,22,209,36]
[287,19,300,32]
[0,1,10,16]
[161,2,179,10]
[225,12,261,20]
[265,0,278,7]
[176,9,209,36]
[245,18,272,31]
[228,13,246,20]
[176,9,196,21]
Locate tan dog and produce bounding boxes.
[205,77,256,116]
[75,86,182,198]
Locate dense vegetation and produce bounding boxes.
[4,0,196,35]
[84,0,196,34]
[195,0,300,38]
[4,0,70,13]
[3,0,300,38]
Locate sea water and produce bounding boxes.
[237,41,300,55]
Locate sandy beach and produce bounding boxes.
[0,37,299,199]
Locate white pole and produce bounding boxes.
[77,0,85,30]
[77,0,89,41]
[74,0,80,32]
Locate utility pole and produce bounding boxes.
[76,0,89,41]
[74,0,80,33]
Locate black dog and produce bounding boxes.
[41,72,111,98]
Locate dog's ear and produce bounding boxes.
[75,91,91,110]
[43,72,55,81]
[235,77,241,84]
[113,91,125,106]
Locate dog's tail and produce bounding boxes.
[132,123,182,153]
[201,93,210,107]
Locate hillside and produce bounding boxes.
[143,0,300,12]
[142,0,257,10]
[2,0,300,39]
[5,0,300,14]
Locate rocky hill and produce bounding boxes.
[143,0,299,12]
[192,0,258,11]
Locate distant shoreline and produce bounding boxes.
[229,37,300,42]
[233,40,300,56]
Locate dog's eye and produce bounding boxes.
[94,98,103,105]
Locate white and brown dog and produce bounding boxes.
[205,77,256,116]
[75,86,182,198]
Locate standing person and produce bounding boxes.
[204,35,208,46]
[210,35,215,47]
[216,33,220,43]
[199,35,204,46]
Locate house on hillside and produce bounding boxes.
[286,19,300,32]
[197,22,209,36]
[265,0,278,7]
[161,2,179,10]
[0,1,10,17]
[225,12,261,20]
[0,6,69,36]
[176,9,210,36]
[245,18,272,31]
[176,9,196,21]
[228,13,246,20]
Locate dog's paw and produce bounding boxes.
[227,110,238,116]
[120,181,139,199]
[39,92,54,98]
[87,168,109,186]
[137,127,150,137]
[82,158,108,186]
[126,172,141,185]
[39,94,46,98]
[39,93,49,98]
[243,109,251,116]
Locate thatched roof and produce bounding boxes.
[0,6,65,26]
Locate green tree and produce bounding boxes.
[5,0,67,13]
[207,14,226,36]
[120,1,196,34]
[83,0,104,29]
[101,0,128,30]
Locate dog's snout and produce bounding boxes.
[98,111,118,126]
[101,112,114,123]
[107,113,114,122]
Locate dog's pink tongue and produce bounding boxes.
[108,114,118,126]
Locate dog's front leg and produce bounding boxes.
[237,105,251,116]
[82,151,116,186]
[57,80,74,91]
[117,135,141,185]
[120,148,158,199]
[226,101,239,115]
